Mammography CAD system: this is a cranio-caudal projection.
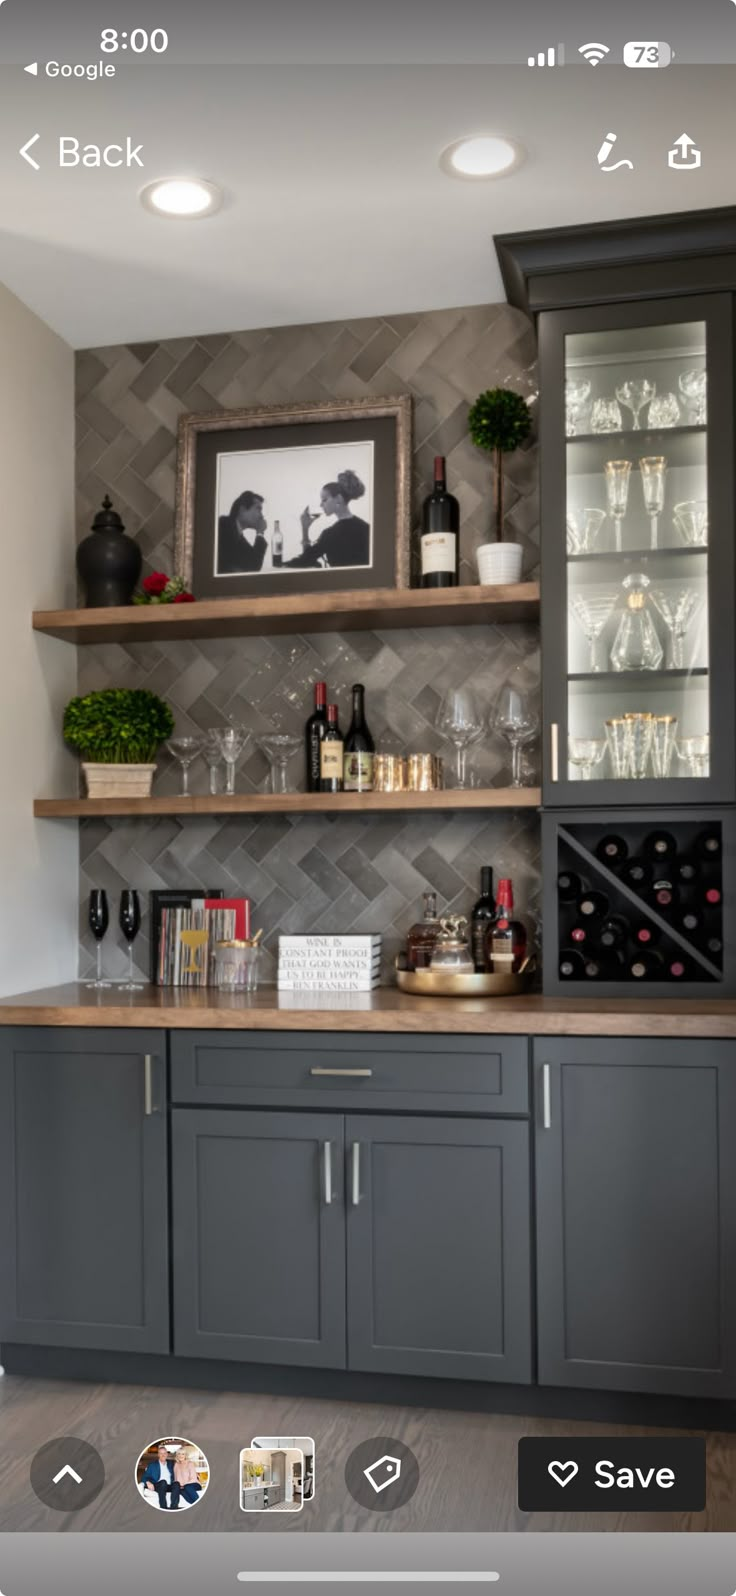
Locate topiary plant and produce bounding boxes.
[63,688,175,764]
[467,387,533,541]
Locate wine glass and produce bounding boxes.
[166,735,202,796]
[604,459,632,552]
[650,586,703,669]
[119,890,144,990]
[639,456,667,550]
[590,398,622,434]
[256,732,302,794]
[569,589,617,672]
[489,673,539,788]
[209,725,251,795]
[673,500,708,547]
[615,377,655,431]
[87,889,111,989]
[566,507,606,555]
[679,368,707,424]
[565,377,591,437]
[435,688,484,789]
[568,736,606,781]
[202,731,225,795]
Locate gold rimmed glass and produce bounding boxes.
[639,456,667,550]
[623,711,655,779]
[604,460,632,552]
[650,715,678,778]
[604,717,632,780]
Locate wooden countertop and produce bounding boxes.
[1,983,736,1037]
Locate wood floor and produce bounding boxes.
[1,1371,735,1532]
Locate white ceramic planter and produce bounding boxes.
[82,762,156,799]
[476,542,524,586]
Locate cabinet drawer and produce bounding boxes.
[170,1031,529,1115]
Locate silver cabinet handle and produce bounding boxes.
[542,1064,552,1130]
[310,1067,373,1078]
[144,1054,156,1117]
[323,1141,333,1205]
[550,723,559,783]
[351,1142,361,1206]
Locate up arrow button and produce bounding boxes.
[19,133,40,169]
[668,133,702,170]
[52,1464,83,1485]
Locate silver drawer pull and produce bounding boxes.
[550,723,560,783]
[144,1054,156,1117]
[310,1067,373,1078]
[352,1142,361,1206]
[542,1064,552,1130]
[323,1141,333,1205]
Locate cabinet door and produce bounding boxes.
[0,1028,169,1353]
[172,1109,346,1368]
[540,293,735,806]
[346,1114,531,1383]
[534,1038,736,1396]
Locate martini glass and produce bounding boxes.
[256,733,302,794]
[569,589,617,672]
[604,459,632,552]
[673,500,708,547]
[650,587,703,669]
[166,736,202,796]
[639,456,667,550]
[210,726,251,795]
[615,377,655,431]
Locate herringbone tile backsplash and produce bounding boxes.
[76,302,541,983]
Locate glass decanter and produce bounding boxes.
[429,915,475,977]
[406,891,442,971]
[610,572,664,673]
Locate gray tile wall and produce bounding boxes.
[76,303,541,983]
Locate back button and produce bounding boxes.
[31,1436,105,1512]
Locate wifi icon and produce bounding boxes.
[578,42,610,64]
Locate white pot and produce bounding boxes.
[476,542,524,586]
[82,762,156,799]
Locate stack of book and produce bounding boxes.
[278,934,382,992]
[152,891,251,986]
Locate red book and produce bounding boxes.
[205,897,250,940]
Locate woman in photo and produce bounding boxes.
[286,469,370,569]
[174,1445,203,1507]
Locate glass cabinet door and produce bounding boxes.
[541,294,735,805]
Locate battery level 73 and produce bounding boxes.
[623,41,675,67]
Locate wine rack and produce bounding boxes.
[542,807,736,997]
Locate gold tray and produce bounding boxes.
[395,963,532,998]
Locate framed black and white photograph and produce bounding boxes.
[174,396,412,600]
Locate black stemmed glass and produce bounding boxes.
[119,890,144,990]
[87,890,111,989]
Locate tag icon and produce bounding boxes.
[547,1459,579,1488]
[363,1454,402,1494]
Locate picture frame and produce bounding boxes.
[174,395,412,601]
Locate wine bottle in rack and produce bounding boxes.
[557,870,583,902]
[677,857,698,883]
[595,834,628,866]
[629,949,664,980]
[696,829,721,860]
[633,923,660,947]
[644,830,677,861]
[585,952,625,981]
[420,456,459,589]
[680,908,702,934]
[667,957,692,981]
[569,925,589,945]
[707,935,723,955]
[599,914,628,950]
[651,877,677,909]
[705,886,722,907]
[577,889,609,920]
[559,949,586,980]
[621,857,651,889]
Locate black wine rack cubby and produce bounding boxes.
[542,807,736,997]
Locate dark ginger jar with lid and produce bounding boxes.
[76,495,142,607]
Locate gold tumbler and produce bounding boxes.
[373,754,407,792]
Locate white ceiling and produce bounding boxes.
[0,65,733,347]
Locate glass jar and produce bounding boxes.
[429,915,475,976]
[214,940,260,991]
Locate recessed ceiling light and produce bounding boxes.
[140,177,223,218]
[440,135,524,180]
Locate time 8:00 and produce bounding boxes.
[101,28,169,53]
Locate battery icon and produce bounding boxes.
[624,41,675,67]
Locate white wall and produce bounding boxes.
[0,280,78,995]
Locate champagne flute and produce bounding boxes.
[87,889,111,989]
[604,460,631,552]
[119,890,144,990]
[639,456,667,550]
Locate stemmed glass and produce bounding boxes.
[166,735,202,796]
[673,500,708,547]
[650,586,704,669]
[679,369,707,424]
[202,731,225,795]
[87,889,111,989]
[639,456,667,550]
[569,589,617,672]
[256,733,302,794]
[209,726,251,795]
[489,673,539,788]
[676,733,710,777]
[565,378,591,437]
[568,736,606,781]
[566,507,606,555]
[615,377,655,431]
[435,688,484,790]
[604,459,631,552]
[119,890,144,990]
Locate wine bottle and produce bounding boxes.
[272,519,283,567]
[557,869,583,902]
[705,886,722,906]
[644,830,677,861]
[629,950,664,980]
[343,684,375,793]
[650,877,677,909]
[595,833,628,866]
[707,935,723,955]
[488,878,527,974]
[621,857,651,889]
[559,949,585,980]
[677,857,698,883]
[680,908,702,934]
[305,681,328,792]
[633,923,660,947]
[420,456,459,589]
[599,914,628,950]
[577,889,609,920]
[569,924,588,945]
[696,829,721,860]
[319,704,343,792]
[667,957,691,980]
[471,866,497,972]
[584,952,624,980]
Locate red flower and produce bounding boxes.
[173,591,195,603]
[143,571,169,596]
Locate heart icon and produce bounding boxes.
[548,1460,579,1488]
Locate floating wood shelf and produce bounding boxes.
[32,582,540,644]
[34,787,542,819]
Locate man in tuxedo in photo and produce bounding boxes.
[217,490,268,573]
[142,1445,181,1510]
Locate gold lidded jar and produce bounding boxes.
[429,915,475,976]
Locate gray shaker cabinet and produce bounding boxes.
[0,1028,169,1354]
[534,1037,736,1398]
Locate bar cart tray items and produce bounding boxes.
[395,958,533,997]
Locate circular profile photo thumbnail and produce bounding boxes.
[135,1436,210,1513]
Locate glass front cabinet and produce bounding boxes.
[539,293,735,806]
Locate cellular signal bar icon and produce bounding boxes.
[528,44,565,66]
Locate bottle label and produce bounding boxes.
[421,532,456,575]
[344,751,374,792]
[320,741,343,778]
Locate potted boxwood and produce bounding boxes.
[467,387,533,585]
[63,688,175,798]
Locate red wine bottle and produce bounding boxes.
[319,704,344,793]
[595,833,628,865]
[420,456,459,589]
[705,885,722,906]
[599,914,628,950]
[343,683,375,793]
[471,866,497,972]
[557,870,583,902]
[633,923,660,947]
[667,957,691,980]
[559,949,585,979]
[305,680,328,791]
[569,924,588,945]
[577,890,609,920]
[644,830,677,861]
[651,877,677,909]
[621,857,651,889]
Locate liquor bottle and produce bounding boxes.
[650,877,677,910]
[680,908,702,934]
[557,869,583,903]
[488,878,527,974]
[644,829,677,861]
[406,891,442,971]
[272,520,283,567]
[696,829,721,860]
[343,684,375,793]
[704,885,722,907]
[621,857,651,889]
[577,889,609,920]
[629,949,664,980]
[677,857,698,883]
[319,704,343,792]
[420,456,459,589]
[559,949,585,980]
[633,922,660,947]
[599,914,628,950]
[595,833,628,866]
[305,681,328,792]
[470,866,497,972]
